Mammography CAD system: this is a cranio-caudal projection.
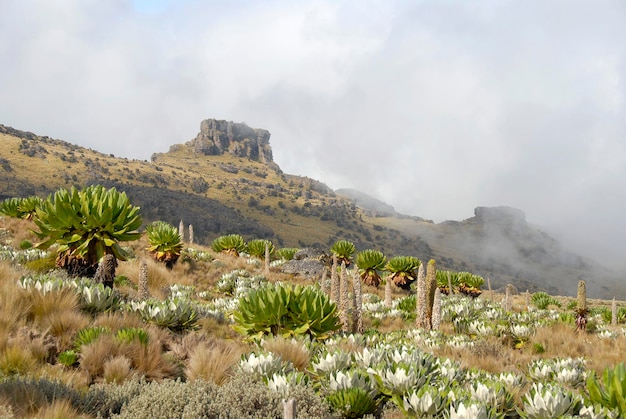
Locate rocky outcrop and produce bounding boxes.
[280,248,330,280]
[183,119,273,164]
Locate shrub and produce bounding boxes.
[79,378,147,417]
[114,379,218,419]
[232,283,340,341]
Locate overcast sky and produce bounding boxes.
[1,0,625,270]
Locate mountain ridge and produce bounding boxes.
[0,120,623,299]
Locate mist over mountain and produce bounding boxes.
[0,120,623,299]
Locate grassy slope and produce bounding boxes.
[1,128,624,298]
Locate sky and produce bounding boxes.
[0,0,625,271]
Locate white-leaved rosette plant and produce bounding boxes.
[510,323,534,348]
[395,384,449,418]
[266,371,308,396]
[353,346,386,369]
[449,401,491,419]
[522,382,582,418]
[310,351,352,376]
[467,380,517,417]
[239,352,291,378]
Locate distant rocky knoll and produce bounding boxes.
[171,119,275,165]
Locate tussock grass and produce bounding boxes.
[43,310,91,351]
[0,345,39,376]
[102,355,134,384]
[31,398,84,419]
[184,338,244,384]
[262,336,311,371]
[92,311,143,332]
[21,287,80,328]
[0,379,48,417]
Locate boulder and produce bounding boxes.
[281,259,326,280]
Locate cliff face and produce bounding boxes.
[183,119,273,163]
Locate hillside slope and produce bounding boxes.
[0,121,622,298]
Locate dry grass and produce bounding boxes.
[79,335,118,382]
[0,217,40,246]
[0,379,48,417]
[92,311,144,332]
[8,327,58,364]
[42,310,91,351]
[184,338,245,384]
[102,355,134,384]
[125,339,180,381]
[0,345,39,376]
[0,262,29,334]
[21,287,80,328]
[262,336,311,371]
[526,322,626,374]
[197,316,241,340]
[31,398,85,419]
[117,257,188,299]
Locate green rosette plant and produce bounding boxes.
[387,256,420,291]
[531,292,562,310]
[0,196,43,220]
[458,272,485,298]
[330,240,355,265]
[0,197,22,218]
[356,249,386,287]
[436,270,461,295]
[276,247,299,261]
[211,234,246,257]
[586,363,626,415]
[246,239,274,259]
[145,221,183,269]
[327,387,379,419]
[33,185,142,277]
[232,283,340,341]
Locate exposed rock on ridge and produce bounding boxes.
[182,119,274,164]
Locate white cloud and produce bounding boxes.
[0,0,625,269]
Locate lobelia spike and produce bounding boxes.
[415,262,427,329]
[352,267,363,334]
[432,288,442,330]
[340,261,350,332]
[139,259,150,300]
[425,259,437,330]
